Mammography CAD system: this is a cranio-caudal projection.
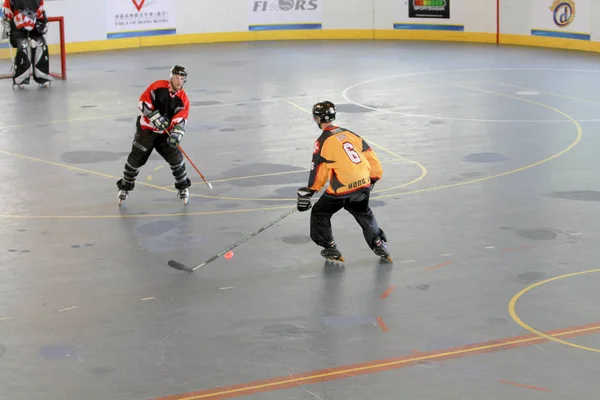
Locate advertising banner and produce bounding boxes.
[409,0,450,19]
[106,0,176,39]
[394,0,463,32]
[531,0,590,40]
[248,0,322,31]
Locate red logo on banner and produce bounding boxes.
[132,0,145,12]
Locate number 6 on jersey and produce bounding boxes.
[343,142,362,164]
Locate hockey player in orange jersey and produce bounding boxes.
[296,101,392,263]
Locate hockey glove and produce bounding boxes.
[148,110,169,131]
[167,125,184,148]
[35,18,47,35]
[297,187,316,212]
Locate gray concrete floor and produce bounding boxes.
[1,40,600,399]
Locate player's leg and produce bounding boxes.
[116,128,155,204]
[310,195,345,261]
[29,32,51,86]
[154,135,191,204]
[344,191,392,262]
[8,29,31,87]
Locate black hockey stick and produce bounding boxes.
[168,207,298,272]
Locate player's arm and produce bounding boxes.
[37,0,46,18]
[2,0,13,19]
[35,0,48,34]
[139,81,169,131]
[362,139,383,183]
[166,91,190,147]
[0,0,11,39]
[169,90,190,131]
[297,136,330,212]
[307,137,331,193]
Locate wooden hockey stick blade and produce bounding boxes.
[167,207,298,272]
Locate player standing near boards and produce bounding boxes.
[296,101,392,263]
[1,0,52,88]
[116,65,192,206]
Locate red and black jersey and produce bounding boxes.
[137,80,190,134]
[2,0,45,31]
[307,125,383,198]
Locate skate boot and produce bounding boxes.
[320,241,345,262]
[117,190,128,207]
[178,188,189,206]
[373,237,392,263]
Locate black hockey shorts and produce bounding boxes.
[309,190,385,250]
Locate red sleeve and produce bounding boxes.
[2,0,14,19]
[37,0,46,19]
[138,81,163,116]
[170,89,190,129]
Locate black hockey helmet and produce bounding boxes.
[170,65,187,82]
[312,101,336,124]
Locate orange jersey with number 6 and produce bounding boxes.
[307,125,383,197]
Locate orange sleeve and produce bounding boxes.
[362,139,383,181]
[307,136,332,192]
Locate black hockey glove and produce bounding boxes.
[297,187,316,212]
[148,110,169,131]
[167,125,184,148]
[35,19,47,35]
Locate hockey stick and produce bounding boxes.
[165,128,213,189]
[168,207,298,272]
[177,144,213,190]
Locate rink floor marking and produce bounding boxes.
[151,321,600,400]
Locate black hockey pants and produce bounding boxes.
[9,28,51,85]
[310,190,386,250]
[117,126,191,191]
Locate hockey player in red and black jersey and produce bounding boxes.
[116,65,192,206]
[296,101,392,263]
[1,0,51,88]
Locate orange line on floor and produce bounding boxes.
[425,261,452,271]
[380,286,397,299]
[151,321,600,400]
[499,380,552,392]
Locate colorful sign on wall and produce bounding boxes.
[531,0,590,40]
[106,0,176,39]
[394,0,463,32]
[248,0,322,31]
[409,0,450,19]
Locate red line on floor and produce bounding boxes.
[376,316,389,332]
[499,380,552,392]
[425,261,452,271]
[151,321,600,400]
[380,286,397,299]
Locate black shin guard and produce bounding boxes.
[31,36,51,84]
[11,35,31,85]
[118,129,154,190]
[171,161,191,190]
